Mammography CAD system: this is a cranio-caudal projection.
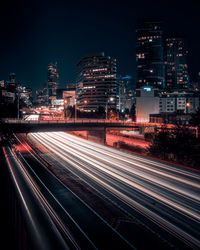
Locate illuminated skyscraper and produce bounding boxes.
[77,53,117,112]
[118,76,134,112]
[136,19,165,89]
[47,62,59,102]
[165,37,190,90]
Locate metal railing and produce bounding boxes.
[3,118,157,127]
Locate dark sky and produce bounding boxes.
[0,0,200,92]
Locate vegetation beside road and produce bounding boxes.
[148,126,200,169]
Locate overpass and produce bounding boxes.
[1,119,160,133]
[1,119,198,143]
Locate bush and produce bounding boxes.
[117,141,147,154]
[148,126,200,168]
[144,132,154,142]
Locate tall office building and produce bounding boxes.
[165,37,190,90]
[47,62,59,102]
[77,52,117,112]
[118,76,134,112]
[136,19,165,89]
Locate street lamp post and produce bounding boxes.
[17,86,20,120]
[64,99,68,119]
[75,100,77,121]
[75,89,79,121]
[186,102,190,114]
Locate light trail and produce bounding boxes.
[43,131,199,188]
[28,131,200,248]
[35,132,200,201]
[31,132,200,222]
[12,133,136,249]
[50,133,200,195]
[3,146,70,250]
[36,140,199,224]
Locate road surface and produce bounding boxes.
[7,132,200,249]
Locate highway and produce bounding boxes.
[6,132,200,249]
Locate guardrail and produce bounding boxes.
[4,118,125,123]
[3,118,160,127]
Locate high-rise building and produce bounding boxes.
[47,62,59,102]
[118,76,134,112]
[18,86,32,107]
[136,86,160,122]
[165,37,190,90]
[136,19,165,89]
[77,52,117,112]
[36,90,45,106]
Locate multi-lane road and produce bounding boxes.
[4,132,200,249]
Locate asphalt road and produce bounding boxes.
[10,132,200,249]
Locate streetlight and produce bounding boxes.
[186,102,190,114]
[75,99,77,121]
[74,91,78,121]
[17,85,20,120]
[64,99,68,119]
[186,102,190,107]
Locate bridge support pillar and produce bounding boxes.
[87,128,106,144]
[139,126,145,135]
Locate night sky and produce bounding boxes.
[0,0,200,93]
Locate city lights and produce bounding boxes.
[0,2,200,249]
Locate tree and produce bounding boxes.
[97,106,105,119]
[65,105,74,118]
[130,103,136,121]
[148,129,173,159]
[148,125,200,168]
[108,108,118,120]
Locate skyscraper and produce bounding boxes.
[77,52,117,112]
[165,37,190,90]
[118,76,134,112]
[47,62,59,102]
[136,19,165,89]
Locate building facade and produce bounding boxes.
[136,86,160,122]
[165,37,190,90]
[159,91,199,114]
[137,89,200,124]
[77,53,117,112]
[118,76,134,112]
[136,19,165,89]
[47,62,59,103]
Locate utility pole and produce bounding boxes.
[106,103,108,120]
[17,86,20,119]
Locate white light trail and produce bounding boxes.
[29,132,200,247]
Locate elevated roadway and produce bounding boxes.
[1,118,172,134]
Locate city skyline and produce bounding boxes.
[0,0,200,92]
[0,1,200,248]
